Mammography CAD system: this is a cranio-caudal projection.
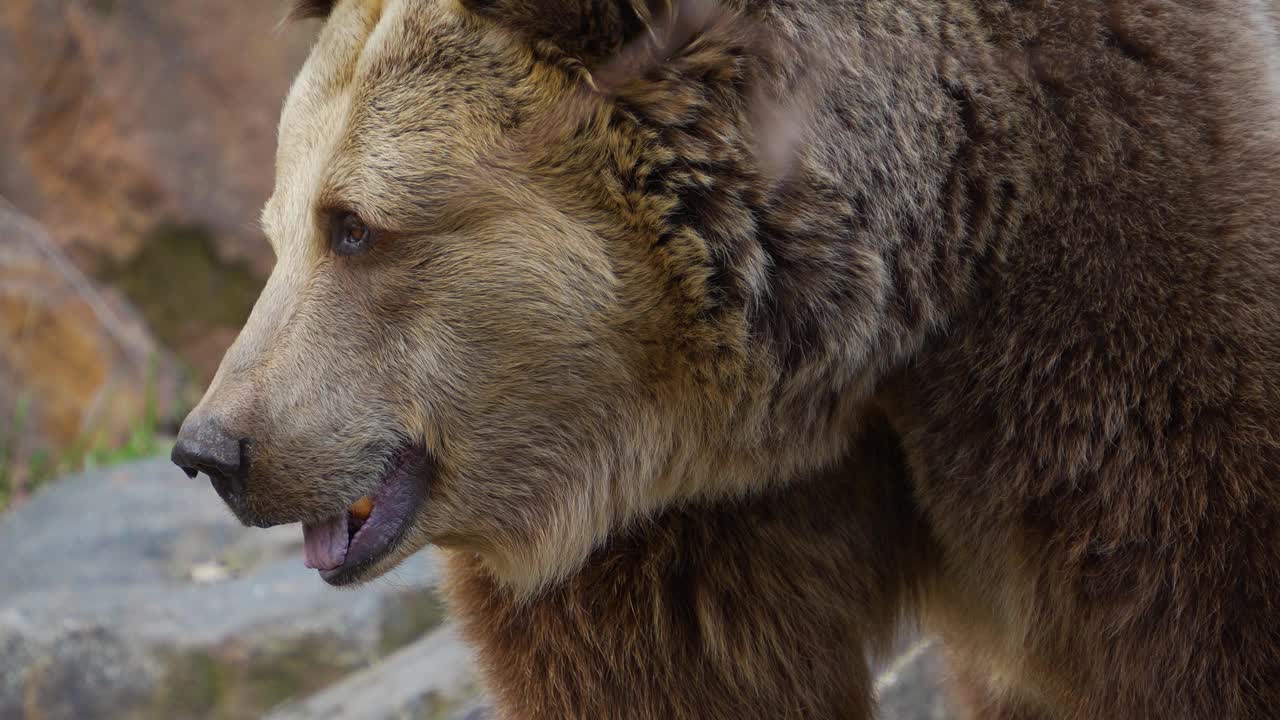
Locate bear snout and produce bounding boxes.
[172,413,257,523]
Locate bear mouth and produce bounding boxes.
[302,445,431,585]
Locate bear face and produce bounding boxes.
[175,0,884,591]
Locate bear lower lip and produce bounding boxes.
[302,446,430,582]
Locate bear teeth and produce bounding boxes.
[350,496,374,520]
[348,496,374,539]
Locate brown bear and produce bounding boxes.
[172,0,1280,718]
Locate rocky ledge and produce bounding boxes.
[0,458,454,719]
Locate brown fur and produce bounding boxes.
[447,413,927,720]
[181,0,1280,717]
[285,0,339,22]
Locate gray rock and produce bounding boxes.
[449,704,490,720]
[0,458,448,720]
[876,640,953,720]
[266,625,480,720]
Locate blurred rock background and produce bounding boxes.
[0,0,312,503]
[0,2,954,718]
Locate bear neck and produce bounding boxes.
[443,413,934,720]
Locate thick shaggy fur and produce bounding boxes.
[448,414,927,720]
[181,0,1280,717]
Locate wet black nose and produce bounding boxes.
[172,417,248,505]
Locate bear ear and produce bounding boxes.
[286,0,338,22]
[460,0,652,65]
[461,0,721,82]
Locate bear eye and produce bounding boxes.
[331,212,376,257]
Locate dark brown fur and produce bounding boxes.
[187,0,1280,717]
[448,414,929,720]
[448,0,1280,717]
[286,0,338,22]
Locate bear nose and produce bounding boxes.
[172,417,248,505]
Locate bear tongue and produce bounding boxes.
[302,513,350,571]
